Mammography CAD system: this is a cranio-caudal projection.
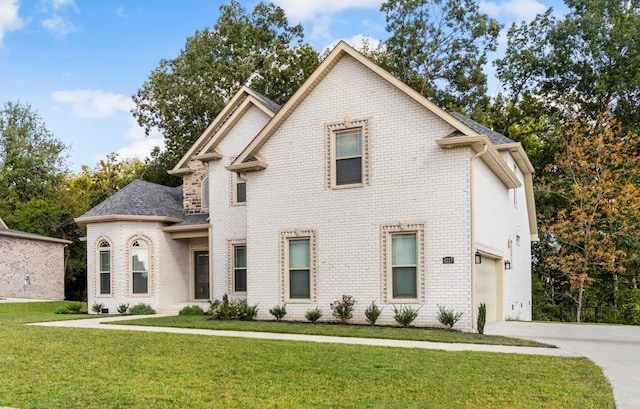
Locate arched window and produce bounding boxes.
[202,177,209,209]
[98,240,111,295]
[131,239,149,294]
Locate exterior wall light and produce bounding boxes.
[475,251,482,264]
[504,260,511,270]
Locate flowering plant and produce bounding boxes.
[330,294,356,324]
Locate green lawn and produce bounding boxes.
[0,302,614,409]
[115,315,548,347]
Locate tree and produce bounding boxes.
[132,0,319,171]
[538,113,640,321]
[496,1,640,133]
[0,101,67,208]
[379,0,501,117]
[83,153,146,208]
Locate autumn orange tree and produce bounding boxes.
[539,113,640,322]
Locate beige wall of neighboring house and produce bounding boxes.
[0,223,70,300]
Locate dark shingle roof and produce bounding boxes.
[450,112,515,145]
[249,88,281,113]
[79,180,184,220]
[170,213,209,227]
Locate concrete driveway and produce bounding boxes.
[486,321,640,409]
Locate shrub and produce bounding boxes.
[305,307,323,323]
[129,303,156,315]
[54,306,69,314]
[393,304,421,327]
[330,294,356,324]
[179,305,205,316]
[364,300,382,325]
[210,294,247,320]
[477,303,487,334]
[91,303,104,314]
[241,304,259,321]
[437,304,463,329]
[117,303,130,315]
[67,302,83,313]
[269,304,287,321]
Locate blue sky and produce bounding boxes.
[0,0,567,172]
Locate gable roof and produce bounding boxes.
[227,41,488,172]
[169,86,280,175]
[0,217,71,244]
[75,179,184,225]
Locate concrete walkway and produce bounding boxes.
[486,321,640,409]
[31,315,577,357]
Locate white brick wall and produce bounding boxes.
[86,221,190,314]
[244,55,477,330]
[209,105,272,301]
[474,156,532,321]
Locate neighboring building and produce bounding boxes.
[0,217,71,300]
[76,42,537,331]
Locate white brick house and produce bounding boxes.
[76,42,537,331]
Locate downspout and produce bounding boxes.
[470,142,488,332]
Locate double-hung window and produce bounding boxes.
[391,233,417,298]
[202,177,209,209]
[131,240,149,294]
[383,223,424,302]
[98,241,111,295]
[335,129,362,185]
[233,244,247,292]
[288,238,311,299]
[327,119,370,189]
[236,178,246,203]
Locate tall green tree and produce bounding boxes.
[496,0,640,133]
[0,101,67,209]
[379,0,501,117]
[132,0,319,173]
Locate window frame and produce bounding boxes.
[382,223,425,303]
[202,176,209,210]
[280,229,317,303]
[128,237,152,296]
[229,157,247,206]
[228,240,247,294]
[326,118,370,189]
[97,239,112,296]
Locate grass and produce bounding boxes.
[113,315,549,347]
[0,302,615,408]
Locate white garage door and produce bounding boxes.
[476,257,503,323]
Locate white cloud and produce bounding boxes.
[93,118,164,164]
[41,14,76,37]
[51,0,76,10]
[0,0,24,46]
[273,0,380,22]
[322,34,383,54]
[52,89,133,119]
[479,0,547,23]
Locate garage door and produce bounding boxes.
[476,257,503,322]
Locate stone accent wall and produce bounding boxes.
[0,236,65,300]
[182,160,208,214]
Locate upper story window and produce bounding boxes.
[327,119,370,189]
[131,239,149,294]
[202,177,209,209]
[236,176,246,203]
[229,158,247,206]
[336,129,362,185]
[98,240,111,295]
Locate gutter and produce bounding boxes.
[470,143,488,332]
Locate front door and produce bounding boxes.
[194,251,210,299]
